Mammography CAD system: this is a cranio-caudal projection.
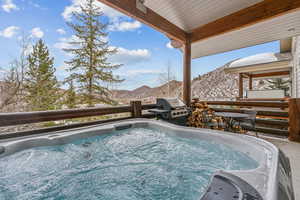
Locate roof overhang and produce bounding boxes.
[97,0,300,58]
[224,52,292,76]
[224,52,292,73]
[226,61,291,73]
[191,10,300,58]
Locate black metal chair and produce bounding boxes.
[239,110,258,137]
[202,111,226,130]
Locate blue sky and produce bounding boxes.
[0,0,279,90]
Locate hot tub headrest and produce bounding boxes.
[200,171,263,200]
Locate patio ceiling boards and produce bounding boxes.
[144,0,263,32]
[98,0,300,58]
[191,10,300,58]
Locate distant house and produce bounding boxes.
[224,37,300,100]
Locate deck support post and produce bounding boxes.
[288,98,300,142]
[183,35,191,106]
[249,75,253,90]
[130,101,142,118]
[239,73,244,99]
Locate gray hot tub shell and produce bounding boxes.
[0,119,294,200]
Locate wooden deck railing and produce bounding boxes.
[193,99,300,140]
[0,101,157,127]
[1,99,299,142]
[0,101,156,139]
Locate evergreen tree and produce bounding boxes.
[25,39,59,111]
[266,78,290,96]
[64,0,123,107]
[64,79,77,109]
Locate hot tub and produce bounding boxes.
[0,119,294,200]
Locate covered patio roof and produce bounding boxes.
[97,0,300,105]
[144,1,300,58]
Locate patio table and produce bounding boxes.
[214,112,249,132]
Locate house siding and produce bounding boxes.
[292,36,300,98]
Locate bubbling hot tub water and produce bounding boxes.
[0,127,258,200]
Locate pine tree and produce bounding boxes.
[64,0,123,107]
[266,78,290,96]
[25,39,59,111]
[64,79,77,109]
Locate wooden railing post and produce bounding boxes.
[130,101,142,118]
[288,98,300,142]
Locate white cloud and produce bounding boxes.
[62,0,80,21]
[0,26,19,38]
[23,45,33,56]
[166,42,174,49]
[2,0,18,12]
[28,1,40,8]
[54,38,72,50]
[110,47,151,65]
[97,2,124,20]
[56,28,66,35]
[109,21,142,32]
[62,0,124,21]
[62,0,122,21]
[30,27,44,38]
[54,35,108,52]
[54,35,83,51]
[62,0,141,32]
[54,34,151,65]
[54,35,86,57]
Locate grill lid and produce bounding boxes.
[157,98,186,110]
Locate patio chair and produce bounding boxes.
[201,110,216,129]
[239,110,258,137]
[202,111,225,130]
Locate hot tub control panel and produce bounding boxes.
[200,172,263,200]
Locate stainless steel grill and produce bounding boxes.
[149,98,190,125]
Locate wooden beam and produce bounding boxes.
[199,101,289,108]
[242,73,250,78]
[255,118,288,129]
[251,71,290,78]
[239,98,289,102]
[280,38,292,53]
[96,0,187,42]
[249,75,253,90]
[239,73,244,99]
[254,127,288,137]
[191,0,300,43]
[183,36,191,106]
[288,98,300,142]
[211,107,288,118]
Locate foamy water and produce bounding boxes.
[0,128,258,200]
